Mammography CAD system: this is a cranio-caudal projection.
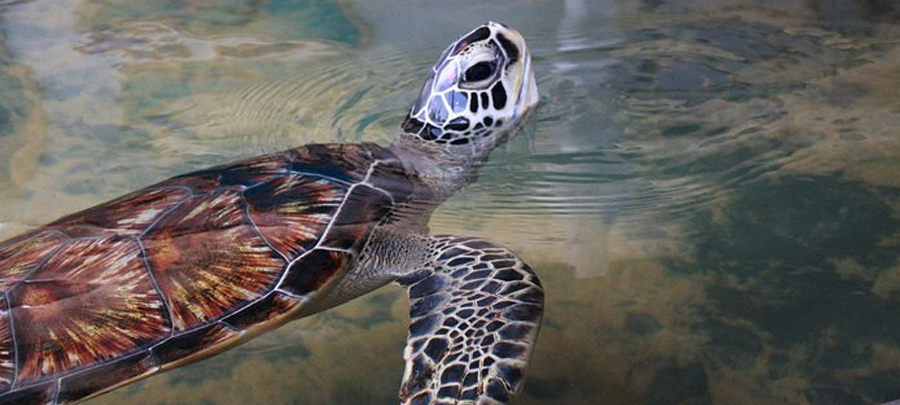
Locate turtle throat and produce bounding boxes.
[389,133,490,199]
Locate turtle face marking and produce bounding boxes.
[402,22,538,147]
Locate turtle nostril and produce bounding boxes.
[496,33,520,63]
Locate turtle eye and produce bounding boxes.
[464,61,494,82]
[460,59,499,89]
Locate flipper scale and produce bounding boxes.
[398,236,543,405]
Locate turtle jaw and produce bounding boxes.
[502,22,538,111]
[503,28,538,144]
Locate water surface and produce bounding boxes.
[1,0,900,404]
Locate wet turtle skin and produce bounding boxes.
[0,142,412,404]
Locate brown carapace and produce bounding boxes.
[0,143,411,404]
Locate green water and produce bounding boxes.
[1,0,900,404]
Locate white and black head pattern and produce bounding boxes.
[402,22,538,147]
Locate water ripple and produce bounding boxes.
[146,48,418,160]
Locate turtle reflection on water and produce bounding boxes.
[0,22,541,405]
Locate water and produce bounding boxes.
[0,0,899,404]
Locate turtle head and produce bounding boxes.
[400,22,538,153]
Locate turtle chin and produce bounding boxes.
[505,49,539,140]
[521,51,540,117]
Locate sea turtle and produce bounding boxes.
[0,22,541,405]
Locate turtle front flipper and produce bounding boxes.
[396,236,543,405]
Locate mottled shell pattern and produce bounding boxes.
[0,143,412,404]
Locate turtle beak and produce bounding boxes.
[519,45,539,115]
[488,22,538,124]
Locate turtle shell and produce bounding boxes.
[0,143,414,405]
